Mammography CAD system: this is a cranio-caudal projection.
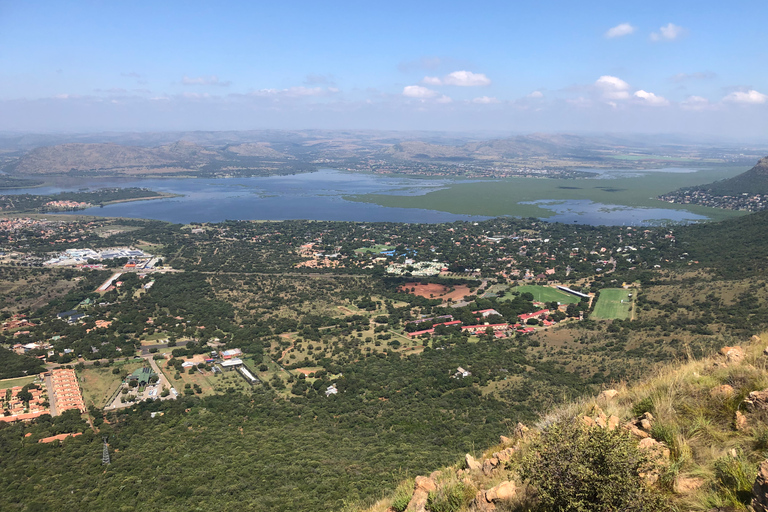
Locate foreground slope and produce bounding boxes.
[365,335,768,512]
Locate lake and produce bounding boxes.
[2,167,745,225]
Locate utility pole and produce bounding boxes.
[101,437,110,465]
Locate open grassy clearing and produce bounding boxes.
[78,362,144,408]
[354,245,394,254]
[348,166,750,220]
[0,375,38,389]
[592,288,635,320]
[502,285,580,304]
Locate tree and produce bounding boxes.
[519,421,667,512]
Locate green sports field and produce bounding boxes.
[502,285,581,304]
[592,288,635,320]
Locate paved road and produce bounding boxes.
[43,373,57,417]
[141,340,188,356]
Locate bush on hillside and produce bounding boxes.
[519,420,668,512]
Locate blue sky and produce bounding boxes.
[0,0,766,137]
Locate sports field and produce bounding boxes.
[354,245,394,254]
[592,288,635,320]
[502,285,580,304]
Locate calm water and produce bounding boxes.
[3,169,711,225]
[5,170,490,224]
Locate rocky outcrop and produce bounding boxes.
[472,481,516,511]
[465,454,482,472]
[735,411,748,431]
[638,437,671,485]
[720,346,745,364]
[744,389,768,412]
[710,384,735,399]
[405,476,436,512]
[598,389,619,401]
[624,412,654,439]
[753,460,768,512]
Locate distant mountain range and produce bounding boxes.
[1,130,765,177]
[696,156,768,195]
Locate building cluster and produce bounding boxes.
[44,247,154,267]
[48,369,86,414]
[659,190,768,212]
[42,200,92,211]
[0,381,49,422]
[405,307,566,339]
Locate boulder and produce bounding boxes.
[493,447,515,463]
[598,389,620,401]
[514,422,529,439]
[639,437,671,461]
[594,413,608,429]
[466,453,482,472]
[624,421,650,439]
[482,457,500,475]
[472,481,517,511]
[710,384,735,399]
[753,460,768,512]
[744,389,768,412]
[674,476,704,494]
[736,410,748,431]
[607,415,620,431]
[405,476,436,512]
[499,435,512,445]
[582,416,597,428]
[720,346,745,364]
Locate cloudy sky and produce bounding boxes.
[0,0,766,137]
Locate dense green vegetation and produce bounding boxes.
[0,187,164,213]
[0,176,44,189]
[3,199,768,510]
[349,166,749,221]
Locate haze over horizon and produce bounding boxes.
[1,1,766,137]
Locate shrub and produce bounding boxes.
[390,478,414,512]
[632,396,655,417]
[519,420,667,512]
[713,451,756,506]
[426,481,475,512]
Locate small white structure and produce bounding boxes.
[452,366,472,379]
[325,384,338,396]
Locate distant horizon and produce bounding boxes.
[0,128,765,147]
[2,1,766,137]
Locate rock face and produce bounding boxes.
[624,412,654,439]
[710,384,735,399]
[405,476,436,512]
[638,437,671,485]
[598,389,620,401]
[753,460,768,512]
[736,410,748,431]
[744,389,768,412]
[720,346,745,364]
[465,454,482,472]
[472,481,516,511]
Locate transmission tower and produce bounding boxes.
[101,437,111,465]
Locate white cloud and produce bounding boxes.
[595,75,631,100]
[681,96,712,110]
[633,90,669,106]
[251,86,337,98]
[650,23,686,42]
[182,75,232,86]
[723,89,768,104]
[443,70,491,86]
[472,96,500,104]
[436,95,453,104]
[422,76,443,86]
[402,85,438,98]
[527,91,544,99]
[605,23,635,38]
